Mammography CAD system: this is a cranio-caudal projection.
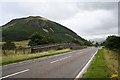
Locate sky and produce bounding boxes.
[0,0,119,41]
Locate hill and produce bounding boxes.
[1,16,85,44]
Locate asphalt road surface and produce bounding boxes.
[2,47,98,79]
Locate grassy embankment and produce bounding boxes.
[83,48,119,79]
[1,49,72,66]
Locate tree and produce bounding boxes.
[105,35,120,50]
[28,32,55,46]
[2,41,16,55]
[95,42,99,47]
[2,41,16,50]
[100,41,105,46]
[84,40,93,46]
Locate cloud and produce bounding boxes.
[60,8,118,39]
[0,0,119,2]
[0,1,118,40]
[0,2,80,24]
[76,2,118,10]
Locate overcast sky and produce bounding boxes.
[0,0,118,40]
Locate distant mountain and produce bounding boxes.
[2,16,85,43]
[90,38,106,43]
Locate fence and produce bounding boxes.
[3,43,86,55]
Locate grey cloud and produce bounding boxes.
[76,2,118,10]
[1,2,31,15]
[1,2,80,21]
[0,1,118,40]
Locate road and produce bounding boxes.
[2,47,98,79]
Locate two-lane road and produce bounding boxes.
[2,47,98,79]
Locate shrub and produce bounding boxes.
[105,35,120,50]
[2,41,16,55]
[2,41,16,50]
[28,32,55,46]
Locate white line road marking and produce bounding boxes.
[50,59,59,63]
[0,69,29,79]
[75,50,98,79]
[50,56,71,63]
[59,56,71,60]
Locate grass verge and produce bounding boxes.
[83,48,119,79]
[83,49,111,78]
[1,49,72,66]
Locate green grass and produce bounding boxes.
[83,49,111,78]
[1,49,72,66]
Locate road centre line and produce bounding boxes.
[0,69,29,79]
[50,56,71,63]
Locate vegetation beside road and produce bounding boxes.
[83,35,120,79]
[1,49,72,66]
[83,49,119,79]
[104,49,118,78]
[14,40,29,47]
[83,49,111,78]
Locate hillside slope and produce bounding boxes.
[2,16,85,43]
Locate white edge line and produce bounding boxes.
[0,69,29,79]
[75,50,98,79]
[50,56,71,63]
